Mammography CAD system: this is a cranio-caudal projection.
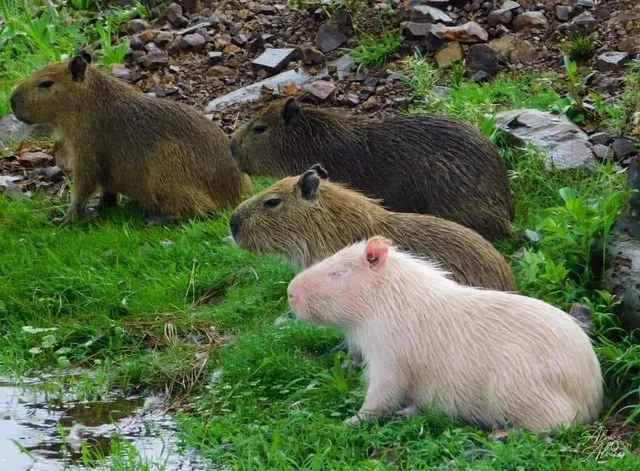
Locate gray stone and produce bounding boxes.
[164,3,188,28]
[206,55,356,112]
[592,144,613,160]
[111,65,132,81]
[0,114,33,148]
[437,22,488,43]
[513,11,549,31]
[154,31,174,46]
[0,175,21,187]
[124,19,148,34]
[207,65,233,77]
[612,138,637,160]
[305,80,336,103]
[142,43,169,69]
[180,33,206,52]
[232,34,248,47]
[465,44,498,76]
[251,48,297,74]
[569,12,597,34]
[416,24,445,52]
[403,21,433,39]
[589,132,612,145]
[487,9,513,27]
[43,166,63,183]
[471,70,491,82]
[208,51,223,66]
[494,109,596,170]
[596,51,630,73]
[576,0,594,8]
[500,0,520,11]
[314,24,347,53]
[555,5,572,22]
[175,21,212,37]
[298,45,325,65]
[568,303,594,332]
[410,5,455,24]
[18,151,51,168]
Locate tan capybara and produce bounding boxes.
[230,164,516,292]
[229,98,514,240]
[287,236,604,431]
[10,52,252,226]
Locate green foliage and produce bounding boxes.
[350,29,404,70]
[565,35,595,63]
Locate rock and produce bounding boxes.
[589,132,612,145]
[305,80,336,103]
[500,0,520,11]
[0,114,33,148]
[510,40,537,64]
[208,51,223,65]
[124,19,148,34]
[164,3,188,28]
[494,109,596,170]
[416,24,445,52]
[180,33,206,52]
[612,138,637,160]
[568,303,594,331]
[362,96,378,111]
[18,151,52,168]
[206,55,356,112]
[181,0,200,13]
[488,35,518,58]
[232,34,248,47]
[568,12,597,34]
[315,24,347,53]
[142,43,169,69]
[208,65,233,77]
[576,0,594,8]
[251,48,297,74]
[43,166,63,183]
[256,4,276,14]
[403,21,433,39]
[596,51,630,73]
[154,31,174,46]
[437,22,488,43]
[0,175,22,187]
[617,37,640,55]
[594,5,609,20]
[465,44,498,76]
[471,70,491,82]
[406,5,455,24]
[555,5,571,21]
[513,11,549,31]
[487,9,513,27]
[111,65,132,81]
[223,44,242,54]
[593,144,613,160]
[435,41,463,67]
[278,82,300,96]
[298,45,325,65]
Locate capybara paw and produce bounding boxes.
[343,415,362,427]
[52,215,71,227]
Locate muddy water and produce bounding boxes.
[0,377,211,470]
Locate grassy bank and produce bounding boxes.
[1,2,640,469]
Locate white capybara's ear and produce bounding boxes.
[364,236,393,271]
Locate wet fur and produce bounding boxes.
[231,99,515,240]
[11,55,251,224]
[288,238,604,431]
[231,173,516,292]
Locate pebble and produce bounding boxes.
[208,51,223,66]
[437,22,489,43]
[612,138,638,160]
[315,24,347,53]
[487,9,513,27]
[305,80,336,103]
[180,34,206,52]
[596,51,630,73]
[435,41,463,67]
[251,48,297,74]
[513,11,549,31]
[593,144,613,160]
[18,152,52,168]
[465,44,498,77]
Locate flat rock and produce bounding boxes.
[18,151,52,168]
[513,11,549,31]
[611,138,637,160]
[435,41,463,67]
[437,22,488,43]
[298,45,325,65]
[124,19,148,34]
[409,5,455,24]
[111,65,132,81]
[556,5,572,21]
[180,33,206,52]
[569,11,597,34]
[589,132,612,145]
[494,109,596,171]
[0,114,33,148]
[0,175,22,187]
[592,144,613,160]
[142,44,169,69]
[465,44,498,76]
[43,166,63,183]
[206,55,356,112]
[510,40,537,64]
[576,0,594,8]
[403,21,433,39]
[208,65,233,77]
[305,80,336,103]
[315,24,347,53]
[487,9,513,27]
[416,23,445,52]
[501,0,520,11]
[596,51,630,73]
[208,51,223,66]
[251,48,297,74]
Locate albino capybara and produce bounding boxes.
[10,52,251,226]
[287,236,604,431]
[229,98,515,241]
[230,164,516,292]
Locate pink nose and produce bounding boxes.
[287,281,300,308]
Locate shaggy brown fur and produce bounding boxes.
[230,164,516,292]
[10,52,252,226]
[230,98,514,240]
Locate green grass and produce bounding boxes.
[349,29,404,70]
[564,35,595,63]
[2,17,640,471]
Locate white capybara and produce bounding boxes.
[286,236,604,431]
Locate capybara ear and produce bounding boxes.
[282,98,300,127]
[78,50,93,64]
[308,163,328,179]
[364,237,392,271]
[298,168,321,201]
[68,54,89,83]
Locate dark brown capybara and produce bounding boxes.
[229,98,514,240]
[10,52,252,226]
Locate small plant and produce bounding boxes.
[550,56,596,125]
[350,29,404,70]
[95,22,130,67]
[565,34,595,63]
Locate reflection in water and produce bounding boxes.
[0,377,211,470]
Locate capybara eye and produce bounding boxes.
[263,197,281,208]
[252,124,267,134]
[38,79,54,89]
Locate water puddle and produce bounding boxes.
[0,377,212,470]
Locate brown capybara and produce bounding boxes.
[10,52,252,226]
[229,98,514,240]
[230,164,516,292]
[288,236,604,431]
